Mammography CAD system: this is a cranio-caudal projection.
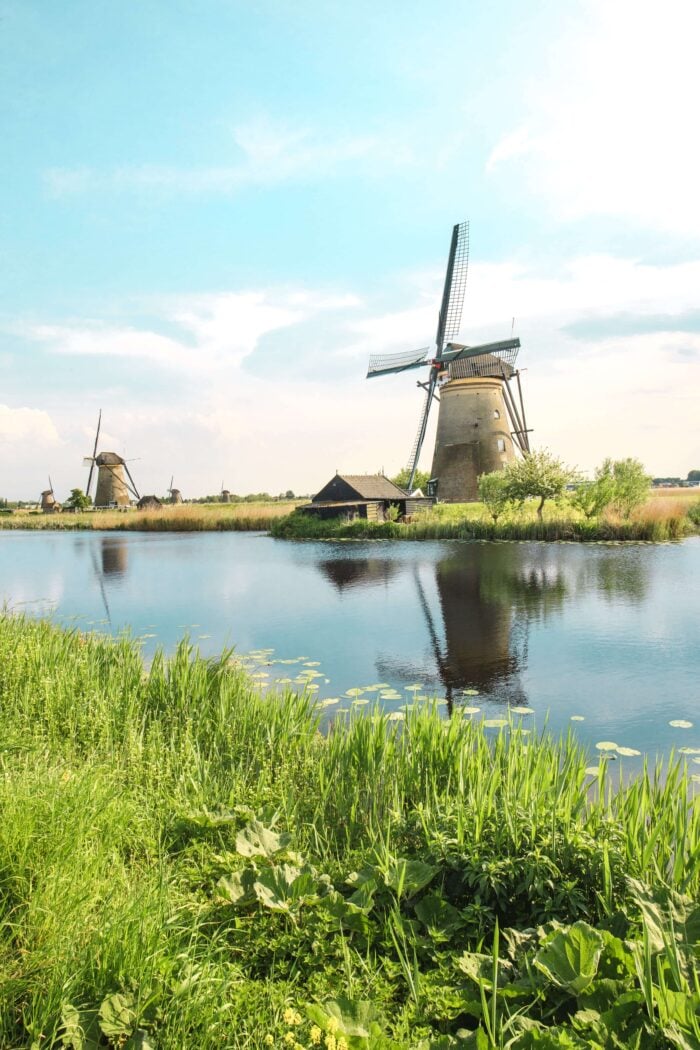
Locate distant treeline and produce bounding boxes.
[191,491,305,503]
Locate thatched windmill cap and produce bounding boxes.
[96,452,125,466]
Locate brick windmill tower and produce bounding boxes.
[366,221,531,501]
[83,411,140,508]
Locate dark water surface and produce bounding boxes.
[2,530,699,762]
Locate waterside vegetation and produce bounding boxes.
[0,500,301,532]
[0,614,698,1047]
[273,489,700,543]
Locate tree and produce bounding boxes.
[65,488,91,511]
[570,461,618,519]
[391,467,430,493]
[688,470,700,483]
[284,490,295,499]
[478,470,513,523]
[607,458,652,518]
[503,449,575,520]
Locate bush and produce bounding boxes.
[478,470,512,523]
[503,449,576,520]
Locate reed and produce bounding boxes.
[0,501,299,532]
[0,614,697,1047]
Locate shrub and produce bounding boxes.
[503,449,576,520]
[478,470,512,523]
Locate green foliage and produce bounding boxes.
[391,467,430,493]
[687,500,700,528]
[385,503,401,523]
[0,614,698,1047]
[65,487,92,511]
[570,466,618,519]
[477,470,512,523]
[688,469,700,482]
[605,457,653,518]
[502,449,576,520]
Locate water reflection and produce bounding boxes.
[324,544,651,714]
[85,536,129,624]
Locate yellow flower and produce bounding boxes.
[326,1018,339,1035]
[294,1044,305,1050]
[310,1026,322,1046]
[324,1037,336,1050]
[284,1033,296,1046]
[283,1008,302,1026]
[264,1038,274,1047]
[337,1040,348,1050]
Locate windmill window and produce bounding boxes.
[497,438,506,452]
[493,409,500,419]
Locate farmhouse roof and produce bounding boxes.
[313,473,407,503]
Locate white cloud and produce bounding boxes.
[5,250,700,499]
[43,116,413,197]
[486,0,700,235]
[0,404,60,446]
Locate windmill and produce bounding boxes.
[83,410,140,508]
[167,476,183,504]
[220,481,231,503]
[40,475,59,513]
[366,221,531,501]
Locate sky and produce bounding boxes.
[2,0,699,500]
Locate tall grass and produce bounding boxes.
[0,501,299,532]
[0,614,697,1046]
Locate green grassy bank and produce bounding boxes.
[0,615,698,1048]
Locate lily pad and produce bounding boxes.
[462,688,479,696]
[616,746,641,757]
[510,706,534,715]
[461,706,480,715]
[570,715,585,722]
[669,720,693,729]
[585,765,602,776]
[483,718,508,728]
[595,741,619,751]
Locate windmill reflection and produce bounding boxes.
[318,557,401,592]
[86,536,129,624]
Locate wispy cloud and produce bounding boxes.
[44,117,413,197]
[0,404,61,446]
[485,0,700,235]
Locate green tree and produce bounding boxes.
[504,449,575,520]
[607,458,652,518]
[478,470,513,523]
[65,488,91,511]
[570,462,618,519]
[391,467,430,493]
[688,469,700,483]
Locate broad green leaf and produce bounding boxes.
[414,893,465,936]
[216,867,256,905]
[60,1003,101,1050]
[235,820,292,858]
[305,998,384,1038]
[98,992,136,1039]
[456,951,513,991]
[385,857,439,897]
[534,921,603,994]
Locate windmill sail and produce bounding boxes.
[366,346,430,379]
[86,410,102,497]
[435,221,469,353]
[406,374,438,488]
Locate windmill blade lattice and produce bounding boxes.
[436,220,469,351]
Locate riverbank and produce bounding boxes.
[1,614,698,1047]
[0,500,300,531]
[271,493,700,542]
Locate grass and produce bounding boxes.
[272,490,700,542]
[0,500,300,532]
[0,613,698,1047]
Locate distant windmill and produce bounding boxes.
[167,476,183,504]
[40,475,59,514]
[366,221,531,501]
[220,481,231,504]
[83,410,140,508]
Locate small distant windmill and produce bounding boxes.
[83,410,140,508]
[220,481,231,504]
[40,476,59,513]
[366,221,531,501]
[167,476,183,504]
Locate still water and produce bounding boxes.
[2,531,699,761]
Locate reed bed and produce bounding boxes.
[0,501,299,532]
[0,614,698,1047]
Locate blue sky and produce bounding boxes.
[2,0,699,498]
